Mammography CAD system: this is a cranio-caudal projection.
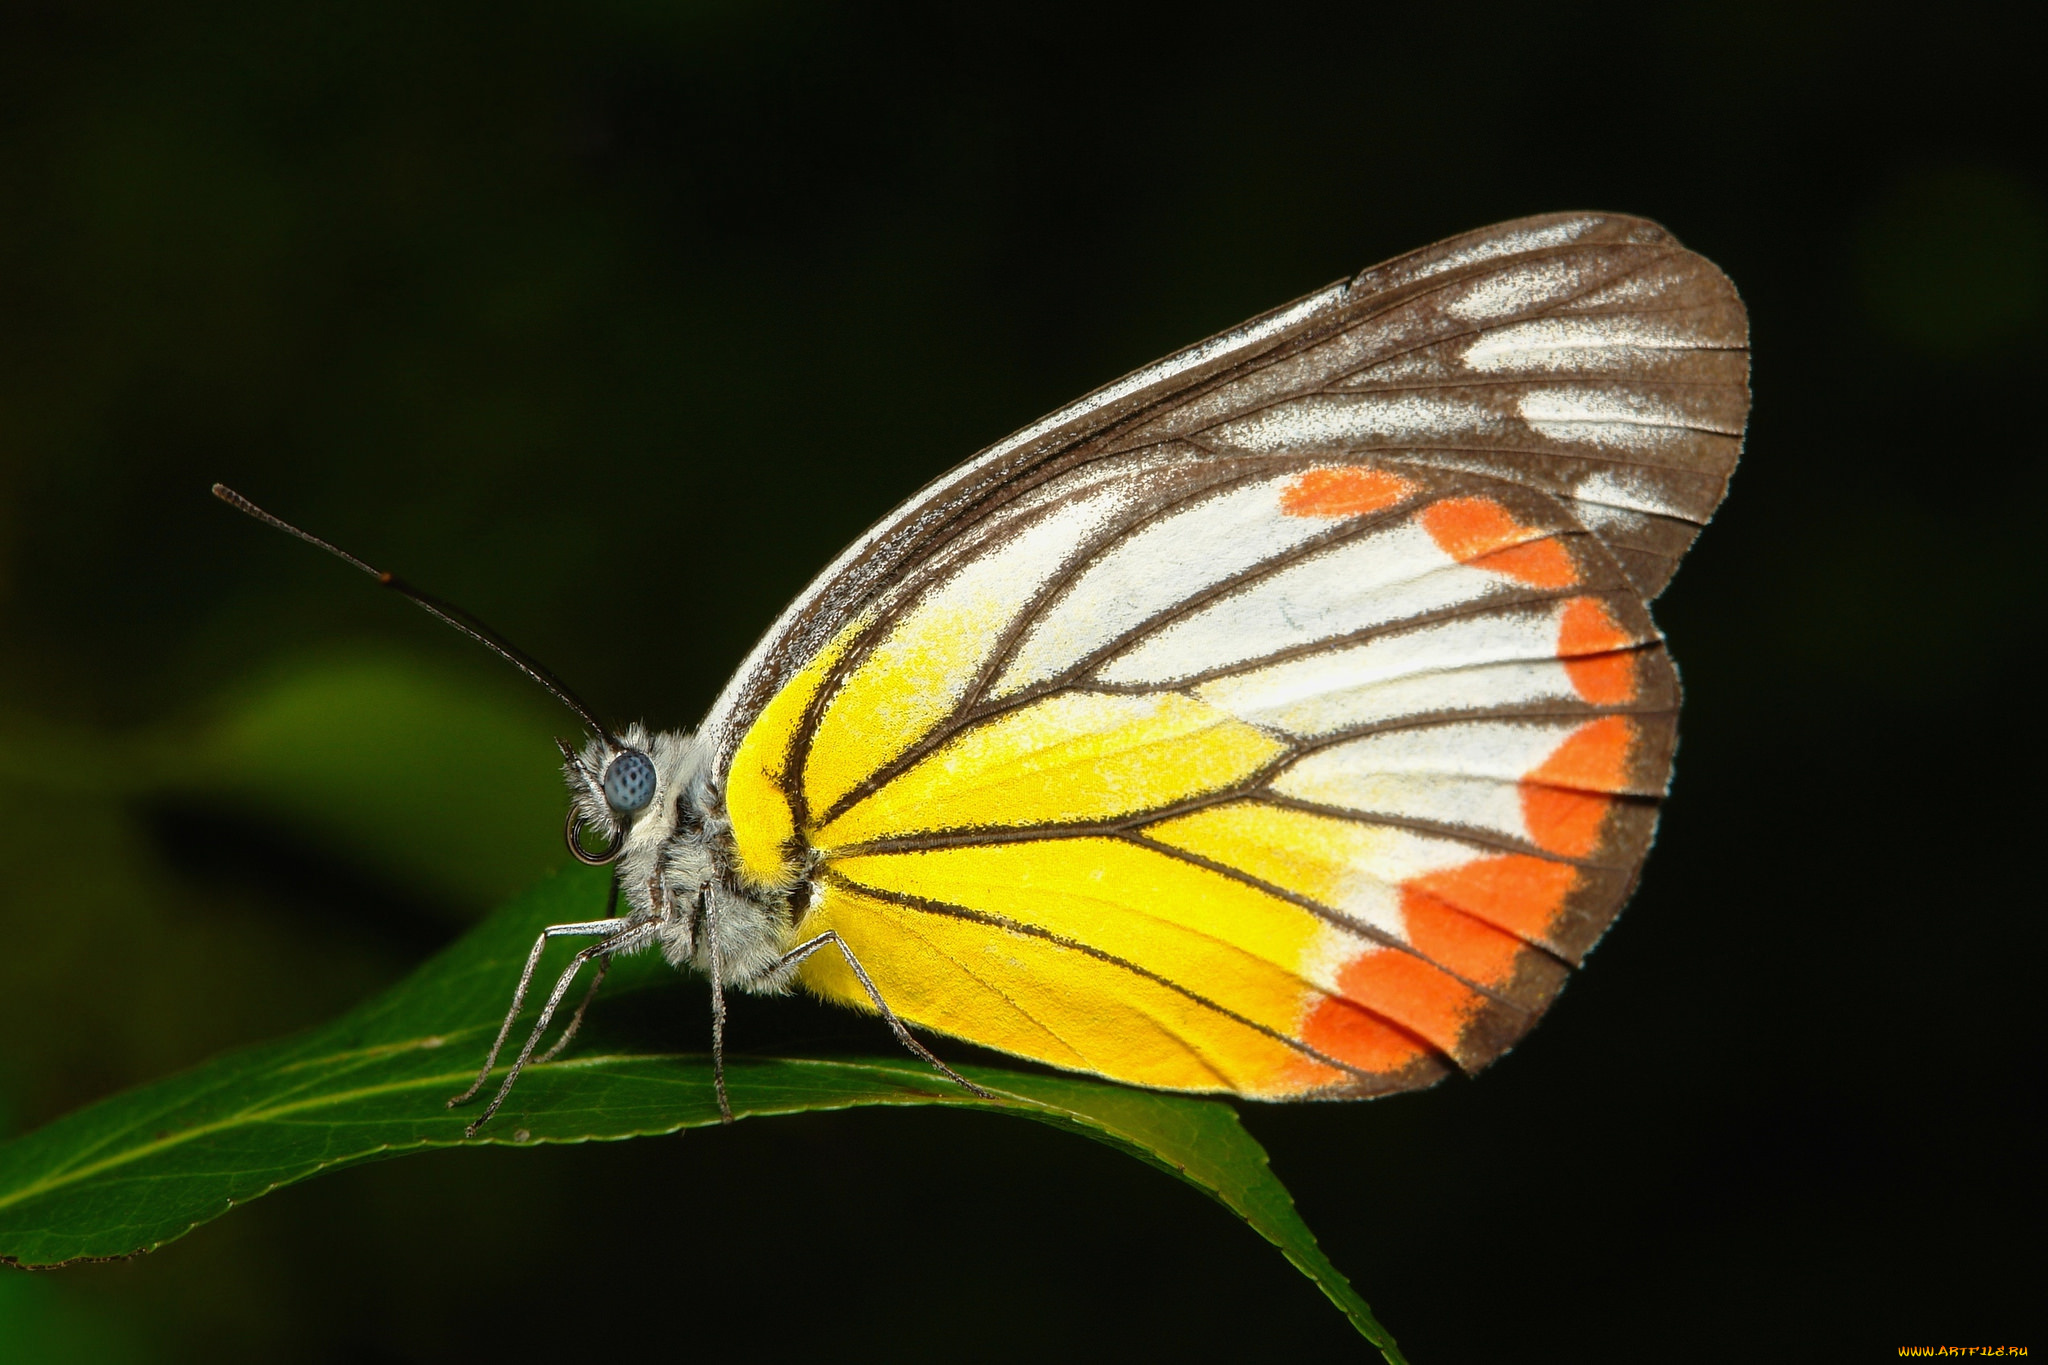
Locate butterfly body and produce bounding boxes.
[239,211,1744,1129]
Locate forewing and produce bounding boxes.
[703,212,1746,770]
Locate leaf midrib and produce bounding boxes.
[0,1051,1027,1215]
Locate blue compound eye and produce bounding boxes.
[602,750,656,815]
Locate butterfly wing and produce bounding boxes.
[712,213,1747,1098]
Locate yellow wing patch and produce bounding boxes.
[802,594,998,821]
[834,839,1324,1016]
[725,618,865,887]
[816,691,1286,848]
[798,876,1354,1096]
[1145,802,1429,920]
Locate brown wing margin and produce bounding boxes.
[702,213,1748,772]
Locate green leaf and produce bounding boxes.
[0,868,1405,1362]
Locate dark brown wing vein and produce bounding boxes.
[1078,577,1635,697]
[1113,832,1563,1005]
[878,906,1101,1076]
[1252,790,1657,870]
[827,875,1446,1079]
[1290,695,1680,759]
[1327,374,1748,396]
[825,652,1676,870]
[831,792,1628,872]
[1362,442,1736,479]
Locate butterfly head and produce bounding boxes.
[559,725,714,877]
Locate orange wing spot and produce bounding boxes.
[1520,785,1611,857]
[1473,538,1577,588]
[1401,891,1525,988]
[1532,715,1635,791]
[1519,716,1636,856]
[1557,596,1638,704]
[1330,947,1482,1058]
[1279,466,1414,518]
[1407,854,1578,942]
[1418,497,1577,588]
[1300,990,1428,1075]
[1557,596,1633,656]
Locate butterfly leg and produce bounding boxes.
[776,932,993,1100]
[460,918,662,1137]
[534,955,611,1065]
[447,907,646,1110]
[698,883,735,1125]
[535,880,622,1065]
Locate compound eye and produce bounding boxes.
[602,750,657,815]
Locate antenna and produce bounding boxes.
[212,484,617,749]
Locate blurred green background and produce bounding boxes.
[1,2,2038,1359]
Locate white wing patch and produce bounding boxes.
[1286,717,1605,784]
[1097,524,1501,686]
[1442,259,1588,323]
[1192,597,1644,738]
[1571,468,1694,519]
[1274,721,1595,846]
[1461,315,1706,374]
[1206,393,1502,452]
[989,477,1337,701]
[1517,387,1714,449]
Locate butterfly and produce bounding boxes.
[218,211,1749,1134]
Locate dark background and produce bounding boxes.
[0,2,2039,1361]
